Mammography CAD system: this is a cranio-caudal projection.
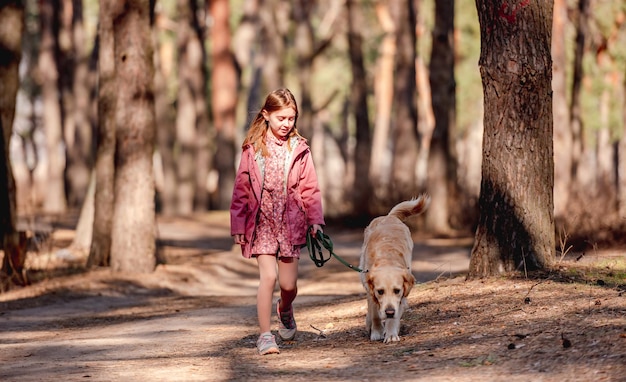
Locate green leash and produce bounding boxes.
[306,229,363,273]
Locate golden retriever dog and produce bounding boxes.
[359,195,430,343]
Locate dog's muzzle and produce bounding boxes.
[385,307,395,318]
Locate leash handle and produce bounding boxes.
[306,228,363,272]
[307,229,331,267]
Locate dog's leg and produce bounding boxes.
[383,317,401,343]
[369,299,384,341]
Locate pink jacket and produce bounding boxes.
[230,137,325,258]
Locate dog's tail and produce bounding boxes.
[388,194,431,221]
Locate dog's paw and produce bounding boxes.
[370,330,384,341]
[383,334,401,343]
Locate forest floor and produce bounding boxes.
[0,211,625,382]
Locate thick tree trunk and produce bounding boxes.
[346,0,372,218]
[110,0,156,273]
[39,0,67,214]
[389,0,419,203]
[425,0,456,235]
[0,0,25,285]
[87,0,116,268]
[469,0,555,278]
[210,0,238,210]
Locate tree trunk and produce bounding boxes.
[346,0,372,218]
[0,0,25,285]
[425,0,456,235]
[153,11,177,216]
[370,1,395,204]
[175,0,199,214]
[87,0,116,268]
[60,0,93,208]
[39,0,67,214]
[190,0,210,212]
[551,0,572,221]
[389,0,419,203]
[258,0,285,92]
[468,0,555,278]
[233,0,261,140]
[110,0,157,273]
[619,68,626,220]
[210,0,238,210]
[570,0,588,183]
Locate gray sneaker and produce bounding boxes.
[256,333,280,355]
[276,299,297,340]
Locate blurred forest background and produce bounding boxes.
[1,0,625,281]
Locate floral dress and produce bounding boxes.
[250,133,300,258]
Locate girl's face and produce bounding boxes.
[263,106,296,140]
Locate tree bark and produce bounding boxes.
[551,0,572,221]
[190,0,211,212]
[57,0,92,208]
[619,68,626,220]
[175,0,204,214]
[346,0,372,218]
[569,0,588,183]
[389,0,419,203]
[210,0,238,210]
[0,0,25,285]
[39,0,67,214]
[468,0,555,278]
[258,0,285,92]
[425,0,456,235]
[153,10,177,216]
[87,0,116,268]
[370,1,395,204]
[110,0,157,273]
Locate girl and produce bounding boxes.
[230,88,325,355]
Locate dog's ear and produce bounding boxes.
[403,271,415,297]
[366,273,381,302]
[366,273,376,293]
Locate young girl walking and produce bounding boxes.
[230,88,325,355]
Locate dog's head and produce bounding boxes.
[366,267,415,319]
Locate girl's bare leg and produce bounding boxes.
[256,254,278,333]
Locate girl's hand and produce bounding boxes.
[233,234,246,245]
[310,224,323,236]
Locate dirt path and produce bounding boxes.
[1,212,625,381]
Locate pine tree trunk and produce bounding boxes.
[469,0,555,278]
[39,0,67,214]
[346,0,372,218]
[87,0,116,268]
[175,0,199,214]
[0,0,24,284]
[370,2,395,205]
[426,0,455,234]
[210,0,238,210]
[552,0,573,221]
[389,0,419,203]
[110,0,157,273]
